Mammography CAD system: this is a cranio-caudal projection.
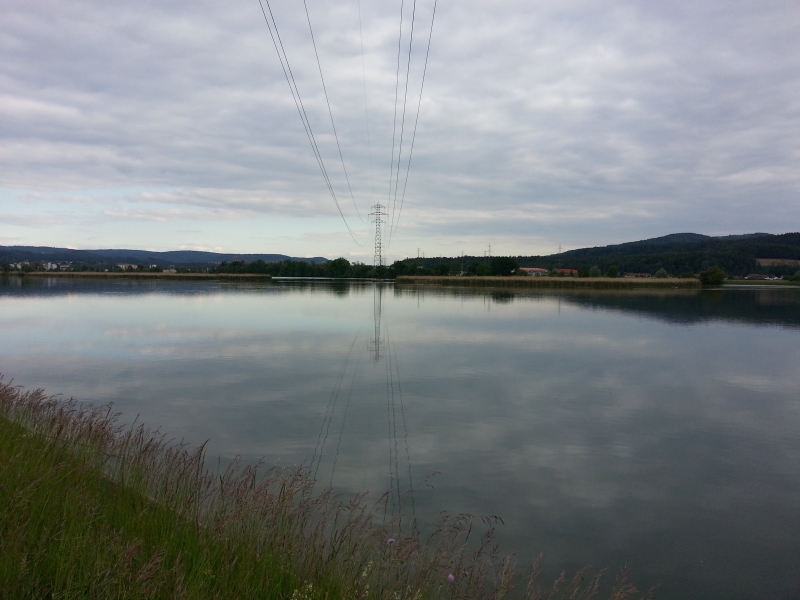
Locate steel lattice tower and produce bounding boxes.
[369,203,388,267]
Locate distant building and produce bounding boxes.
[519,267,549,276]
[624,272,652,278]
[554,269,578,276]
[117,264,138,270]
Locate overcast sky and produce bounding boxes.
[2,0,799,261]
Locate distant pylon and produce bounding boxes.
[369,203,388,267]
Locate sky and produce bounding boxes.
[2,0,799,262]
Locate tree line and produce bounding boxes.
[212,256,525,279]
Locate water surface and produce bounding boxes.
[1,277,799,599]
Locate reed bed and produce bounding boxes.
[0,377,654,599]
[9,272,273,280]
[396,276,699,290]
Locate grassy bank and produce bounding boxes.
[396,276,700,290]
[0,379,652,599]
[5,272,272,281]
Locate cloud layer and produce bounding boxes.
[2,0,799,258]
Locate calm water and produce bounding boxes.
[1,277,799,599]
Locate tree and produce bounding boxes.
[490,256,519,276]
[699,267,726,285]
[325,258,351,278]
[607,266,619,278]
[476,263,490,276]
[391,261,408,277]
[654,268,669,278]
[434,263,450,276]
[589,265,601,277]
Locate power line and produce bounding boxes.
[257,0,363,244]
[390,0,418,236]
[357,0,376,203]
[302,0,364,223]
[258,0,437,248]
[258,1,332,200]
[387,0,406,229]
[390,0,438,241]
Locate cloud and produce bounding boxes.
[1,0,799,255]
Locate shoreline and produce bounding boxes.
[396,275,702,289]
[3,271,273,281]
[4,272,796,288]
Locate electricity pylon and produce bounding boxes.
[369,203,388,267]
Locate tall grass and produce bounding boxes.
[0,378,655,599]
[396,276,699,290]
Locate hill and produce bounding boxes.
[540,232,800,276]
[0,246,328,269]
[397,232,800,278]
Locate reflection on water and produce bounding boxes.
[394,284,800,328]
[309,284,416,533]
[1,277,799,599]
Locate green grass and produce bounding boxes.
[396,276,699,290]
[0,379,654,599]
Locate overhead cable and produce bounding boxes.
[358,0,376,203]
[302,0,365,223]
[390,0,438,241]
[257,0,363,244]
[387,0,405,228]
[390,0,418,238]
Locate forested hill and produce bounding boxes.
[557,232,799,259]
[521,232,800,276]
[400,232,800,278]
[0,246,327,268]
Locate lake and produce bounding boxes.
[1,276,799,599]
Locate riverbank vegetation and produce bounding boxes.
[396,276,700,290]
[7,271,273,281]
[0,378,653,599]
[214,258,391,279]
